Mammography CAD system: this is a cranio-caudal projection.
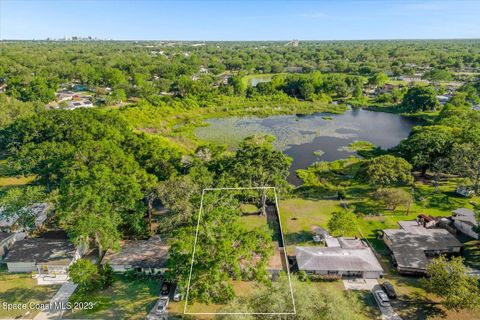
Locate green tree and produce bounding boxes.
[167,193,274,304]
[225,135,292,215]
[398,125,455,176]
[361,155,413,188]
[451,142,480,194]
[327,211,358,237]
[422,256,480,311]
[218,276,367,319]
[423,69,453,83]
[369,72,388,87]
[401,86,440,113]
[375,188,412,212]
[68,259,99,292]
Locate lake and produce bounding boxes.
[195,109,421,185]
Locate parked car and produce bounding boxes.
[147,297,169,319]
[381,281,397,299]
[373,290,390,307]
[161,282,172,297]
[173,285,183,302]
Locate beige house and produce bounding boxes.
[102,239,169,275]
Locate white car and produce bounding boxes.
[147,297,169,319]
[374,290,390,307]
[173,286,183,302]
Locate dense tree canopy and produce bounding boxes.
[401,86,440,113]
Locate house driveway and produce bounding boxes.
[343,278,378,290]
[372,284,402,320]
[33,283,77,320]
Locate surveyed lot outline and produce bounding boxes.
[184,186,297,316]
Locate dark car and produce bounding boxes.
[381,281,397,299]
[160,282,171,297]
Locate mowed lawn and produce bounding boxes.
[0,269,59,319]
[64,275,160,320]
[239,204,268,231]
[278,198,343,254]
[0,158,34,188]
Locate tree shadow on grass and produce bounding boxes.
[284,230,314,245]
[392,293,445,320]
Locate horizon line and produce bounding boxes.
[1,37,480,42]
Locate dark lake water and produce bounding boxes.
[195,109,421,185]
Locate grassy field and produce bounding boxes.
[278,198,344,254]
[239,204,268,231]
[64,275,160,320]
[0,158,34,188]
[0,268,59,319]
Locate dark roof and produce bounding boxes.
[0,232,14,243]
[384,222,463,270]
[102,239,169,268]
[4,238,76,265]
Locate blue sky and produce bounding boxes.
[1,0,479,40]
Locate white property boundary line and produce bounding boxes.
[183,186,297,315]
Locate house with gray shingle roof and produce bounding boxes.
[383,220,463,275]
[295,238,383,279]
[452,208,478,239]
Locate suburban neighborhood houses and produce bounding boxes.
[2,1,480,318]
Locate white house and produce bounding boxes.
[295,238,383,279]
[452,208,478,239]
[102,239,169,275]
[4,237,81,284]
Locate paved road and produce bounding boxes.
[33,283,77,320]
[372,285,403,320]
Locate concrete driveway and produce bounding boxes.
[33,283,77,320]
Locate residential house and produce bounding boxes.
[56,90,75,101]
[4,237,82,284]
[0,232,16,260]
[295,237,383,279]
[0,203,49,233]
[102,239,170,275]
[451,208,478,239]
[383,221,463,275]
[66,99,93,110]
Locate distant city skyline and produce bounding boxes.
[1,0,479,41]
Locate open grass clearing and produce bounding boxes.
[0,268,59,319]
[64,275,160,320]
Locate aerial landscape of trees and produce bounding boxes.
[0,39,480,317]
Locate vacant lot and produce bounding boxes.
[65,275,160,320]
